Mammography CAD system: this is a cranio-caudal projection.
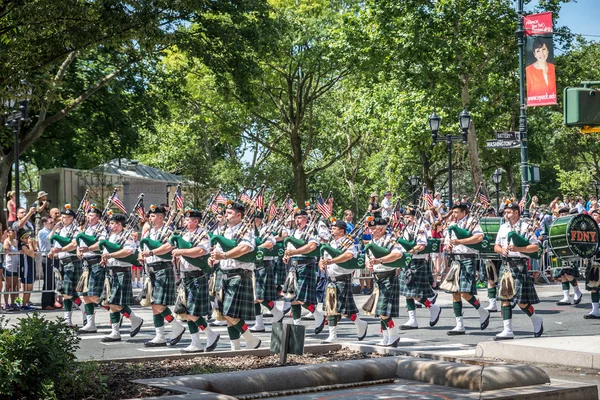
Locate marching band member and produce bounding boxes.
[398,209,441,330]
[210,202,261,350]
[282,208,326,335]
[140,205,186,347]
[209,206,228,327]
[319,219,368,342]
[171,209,220,352]
[554,207,583,306]
[100,214,144,342]
[445,203,490,335]
[493,203,543,339]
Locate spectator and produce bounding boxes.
[18,229,36,311]
[49,207,60,222]
[33,191,51,232]
[433,192,442,208]
[12,206,36,232]
[529,195,539,214]
[368,193,381,218]
[576,197,585,213]
[6,191,16,225]
[38,217,57,310]
[381,191,394,219]
[3,227,19,311]
[462,195,471,208]
[343,210,354,233]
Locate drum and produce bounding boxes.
[549,214,600,260]
[478,217,502,258]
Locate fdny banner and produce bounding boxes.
[525,12,556,107]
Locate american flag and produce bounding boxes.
[423,187,434,208]
[285,197,294,211]
[479,192,490,207]
[175,185,184,210]
[518,186,529,211]
[112,193,127,214]
[268,200,277,217]
[211,202,219,213]
[135,199,145,219]
[83,198,91,213]
[240,191,252,204]
[253,186,265,209]
[215,193,227,204]
[317,193,332,218]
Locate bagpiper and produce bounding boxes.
[210,201,262,350]
[139,204,186,347]
[554,207,583,306]
[493,203,543,340]
[319,219,368,342]
[398,209,441,330]
[100,213,144,342]
[209,206,228,327]
[250,210,284,332]
[444,203,490,335]
[171,209,220,352]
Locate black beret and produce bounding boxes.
[88,204,102,215]
[149,204,167,214]
[18,229,32,241]
[216,206,225,215]
[185,209,202,219]
[332,220,347,230]
[558,206,570,214]
[505,203,521,213]
[451,203,469,212]
[369,217,388,227]
[591,209,600,216]
[294,209,309,218]
[253,210,265,219]
[227,201,245,213]
[110,213,127,224]
[569,208,579,215]
[407,208,417,216]
[61,205,76,217]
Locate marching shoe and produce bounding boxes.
[271,307,285,323]
[494,319,515,341]
[573,287,583,305]
[478,307,490,330]
[387,333,400,348]
[129,315,144,337]
[181,332,204,353]
[231,338,241,351]
[447,317,466,336]
[584,312,600,319]
[205,329,220,352]
[145,327,167,347]
[378,330,389,346]
[354,318,368,341]
[557,290,571,306]
[401,310,419,330]
[168,320,186,346]
[429,292,438,305]
[429,304,441,327]
[79,313,97,334]
[323,326,337,343]
[101,323,122,343]
[249,315,266,333]
[313,309,326,335]
[485,298,498,312]
[531,313,544,338]
[243,330,261,349]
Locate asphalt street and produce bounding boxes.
[3,283,597,362]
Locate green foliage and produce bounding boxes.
[0,313,108,399]
[555,166,594,197]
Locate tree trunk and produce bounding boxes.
[0,158,12,229]
[421,151,435,192]
[460,76,487,196]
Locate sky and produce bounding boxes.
[528,0,600,43]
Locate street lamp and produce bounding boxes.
[309,189,317,204]
[409,175,421,205]
[429,109,472,207]
[3,88,32,210]
[165,183,172,205]
[492,168,503,210]
[594,180,600,200]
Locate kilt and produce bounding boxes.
[585,263,600,291]
[274,259,287,286]
[322,277,358,316]
[213,266,224,292]
[108,270,134,306]
[499,260,540,305]
[222,272,255,320]
[152,265,177,306]
[254,261,278,302]
[61,259,83,297]
[374,270,400,317]
[454,258,477,295]
[399,258,435,299]
[292,262,318,305]
[86,263,106,297]
[553,261,581,278]
[183,275,210,317]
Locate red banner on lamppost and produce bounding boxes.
[525,12,556,107]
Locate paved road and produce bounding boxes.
[2,283,598,361]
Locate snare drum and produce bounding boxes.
[478,217,502,259]
[549,214,600,260]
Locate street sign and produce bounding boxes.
[496,131,520,141]
[486,139,520,149]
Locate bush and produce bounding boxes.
[0,313,106,399]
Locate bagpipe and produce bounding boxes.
[97,194,144,265]
[209,185,265,263]
[255,194,293,259]
[363,239,411,269]
[75,189,118,249]
[283,204,321,257]
[446,183,493,252]
[393,190,441,255]
[50,189,91,250]
[319,213,371,269]
[507,207,543,259]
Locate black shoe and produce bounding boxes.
[101,336,122,343]
[249,328,266,333]
[493,335,515,341]
[584,313,600,319]
[144,340,167,347]
[206,333,220,352]
[429,308,441,327]
[168,327,186,346]
[556,301,571,306]
[251,339,262,349]
[480,313,490,330]
[400,324,418,330]
[77,329,98,334]
[130,318,144,337]
[573,295,583,305]
[387,337,400,347]
[447,329,466,336]
[315,317,326,335]
[534,323,544,338]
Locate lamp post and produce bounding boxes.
[409,175,421,205]
[429,109,472,208]
[594,180,600,200]
[309,189,317,204]
[165,183,172,205]
[492,168,503,210]
[3,94,31,210]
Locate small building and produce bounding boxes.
[39,158,185,211]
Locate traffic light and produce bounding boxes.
[564,87,600,127]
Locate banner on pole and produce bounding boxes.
[524,12,556,107]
